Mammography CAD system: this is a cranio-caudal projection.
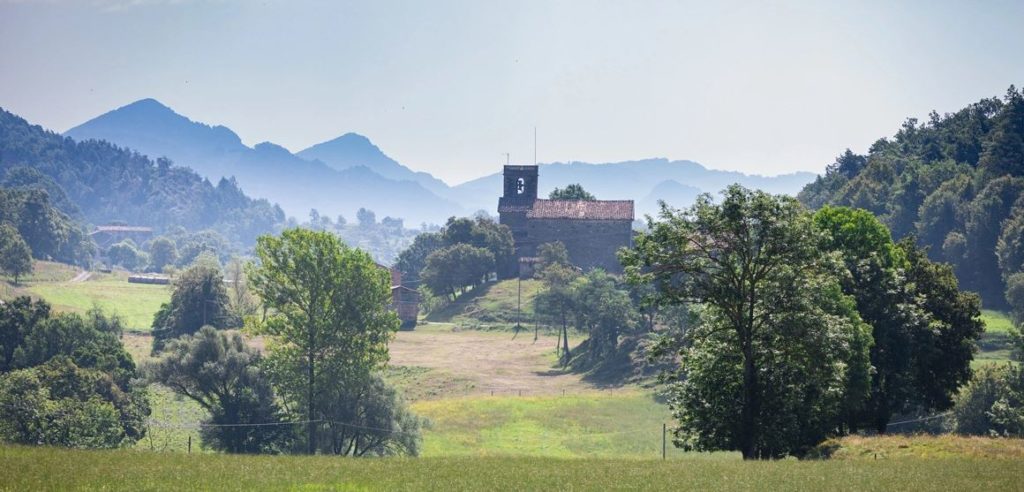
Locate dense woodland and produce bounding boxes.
[799,86,1024,312]
[0,108,286,250]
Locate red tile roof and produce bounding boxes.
[525,199,634,221]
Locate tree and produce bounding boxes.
[815,207,983,432]
[898,239,984,414]
[0,223,32,283]
[570,270,637,363]
[148,236,177,272]
[549,183,595,200]
[950,364,1024,437]
[536,241,570,275]
[147,327,293,453]
[107,239,146,271]
[357,208,376,228]
[621,186,872,459]
[535,263,580,365]
[246,228,399,454]
[225,258,259,322]
[0,299,149,448]
[421,243,494,301]
[0,357,147,448]
[316,374,422,456]
[394,232,445,287]
[151,265,232,352]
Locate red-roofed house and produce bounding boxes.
[497,165,634,277]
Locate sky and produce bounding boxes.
[1,0,1023,185]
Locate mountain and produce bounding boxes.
[65,99,463,225]
[638,180,702,217]
[297,133,451,197]
[0,107,284,247]
[452,158,816,214]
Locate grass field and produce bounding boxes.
[412,391,688,459]
[3,443,1024,491]
[25,270,170,331]
[976,310,1019,369]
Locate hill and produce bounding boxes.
[65,99,464,224]
[798,86,1024,308]
[451,159,816,215]
[0,107,283,247]
[297,133,451,197]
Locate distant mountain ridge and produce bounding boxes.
[65,98,815,224]
[297,133,451,197]
[452,159,816,217]
[65,99,464,224]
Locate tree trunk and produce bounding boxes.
[307,333,316,454]
[739,340,759,460]
[561,317,571,367]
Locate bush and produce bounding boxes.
[950,365,1024,437]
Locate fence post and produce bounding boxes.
[662,423,666,460]
[188,434,192,454]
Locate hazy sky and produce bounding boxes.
[2,0,1023,185]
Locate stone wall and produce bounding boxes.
[522,218,632,273]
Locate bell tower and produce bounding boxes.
[501,165,539,204]
[497,165,539,279]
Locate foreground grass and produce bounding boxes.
[27,270,169,331]
[413,391,702,459]
[826,434,1024,460]
[3,445,1023,491]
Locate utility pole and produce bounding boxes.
[662,423,667,460]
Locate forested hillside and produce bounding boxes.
[0,108,285,248]
[799,86,1024,309]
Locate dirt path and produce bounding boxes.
[69,270,92,283]
[388,324,593,399]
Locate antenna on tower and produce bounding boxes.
[534,126,537,165]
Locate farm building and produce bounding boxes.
[497,165,634,278]
[89,225,153,249]
[377,263,419,329]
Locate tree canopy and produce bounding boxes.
[622,186,873,459]
[247,228,405,455]
[798,86,1024,310]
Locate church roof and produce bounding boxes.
[525,199,634,221]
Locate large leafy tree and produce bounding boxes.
[151,265,233,352]
[814,207,983,431]
[147,327,293,453]
[622,186,871,459]
[0,223,32,283]
[247,228,399,454]
[421,243,494,301]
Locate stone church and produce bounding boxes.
[497,165,634,278]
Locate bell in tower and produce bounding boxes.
[502,165,539,203]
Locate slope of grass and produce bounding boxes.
[975,310,1018,369]
[3,444,1024,491]
[425,279,544,330]
[27,270,169,331]
[411,391,694,459]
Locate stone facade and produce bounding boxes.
[497,165,634,277]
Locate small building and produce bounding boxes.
[90,225,153,250]
[497,165,634,278]
[377,263,419,329]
